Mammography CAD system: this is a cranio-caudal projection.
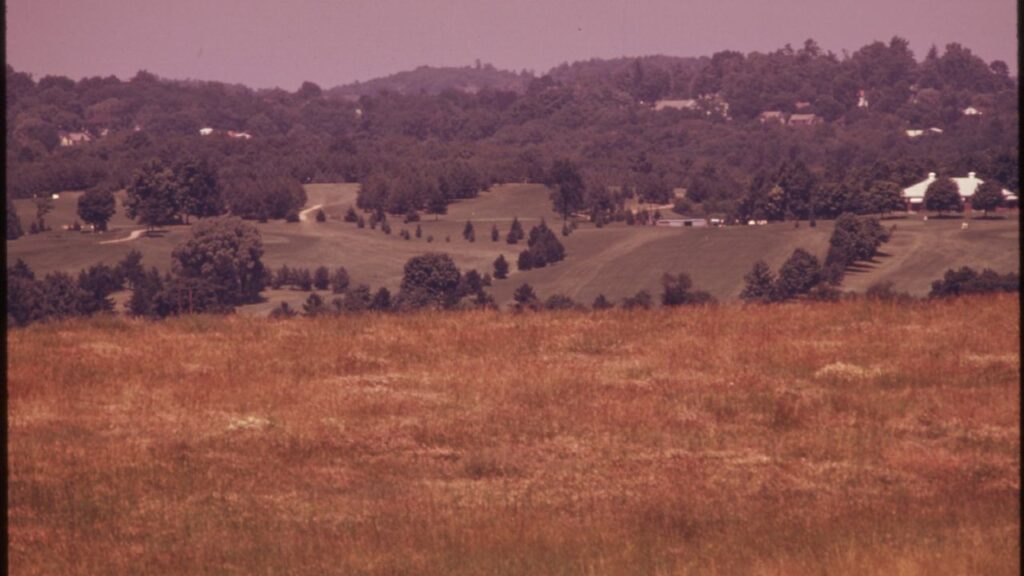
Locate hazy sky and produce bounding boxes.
[6,0,1018,90]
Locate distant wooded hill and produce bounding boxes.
[5,38,1018,230]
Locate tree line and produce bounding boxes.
[6,37,1017,226]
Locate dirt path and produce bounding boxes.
[99,229,147,245]
[298,204,324,223]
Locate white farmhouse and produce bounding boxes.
[199,127,214,136]
[902,172,1018,210]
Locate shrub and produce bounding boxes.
[513,283,539,311]
[929,267,1019,297]
[544,294,579,310]
[269,301,297,319]
[740,261,776,303]
[331,267,351,293]
[592,294,614,310]
[621,290,653,310]
[344,206,359,222]
[315,209,326,222]
[661,273,714,306]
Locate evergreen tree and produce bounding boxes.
[463,220,475,242]
[591,294,613,310]
[302,293,326,316]
[506,217,524,244]
[493,254,510,279]
[740,261,777,303]
[491,224,499,241]
[513,283,539,311]
[331,267,351,293]
[313,266,330,290]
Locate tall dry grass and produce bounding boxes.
[7,295,1020,575]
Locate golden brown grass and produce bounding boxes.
[7,295,1020,575]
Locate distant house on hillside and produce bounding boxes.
[758,111,785,123]
[906,127,943,138]
[226,130,252,140]
[902,172,1018,210]
[857,89,869,108]
[654,99,699,112]
[794,101,812,111]
[59,131,92,147]
[788,113,821,126]
[199,127,214,136]
[962,106,983,116]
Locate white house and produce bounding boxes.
[962,106,982,116]
[226,130,252,140]
[654,99,698,112]
[905,127,943,138]
[902,172,1018,209]
[59,131,92,146]
[199,127,214,136]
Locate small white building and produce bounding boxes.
[656,218,707,228]
[906,127,943,138]
[199,127,214,136]
[226,130,253,140]
[902,172,1017,209]
[857,89,869,108]
[654,99,699,112]
[59,131,92,146]
[962,106,982,116]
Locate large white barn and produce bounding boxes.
[901,172,1018,209]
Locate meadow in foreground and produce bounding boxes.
[6,295,1019,575]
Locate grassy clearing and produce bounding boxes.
[8,184,1019,311]
[7,295,1019,575]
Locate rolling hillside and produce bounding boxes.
[8,184,1019,313]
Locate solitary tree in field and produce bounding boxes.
[493,254,509,279]
[740,261,777,303]
[463,220,475,242]
[171,216,265,307]
[398,253,462,310]
[315,209,326,222]
[126,159,181,229]
[971,181,1004,217]
[924,177,963,216]
[76,189,117,231]
[491,224,499,242]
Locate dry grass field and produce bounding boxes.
[6,295,1019,575]
[8,184,1019,311]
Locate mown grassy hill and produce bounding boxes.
[7,296,1020,574]
[9,184,1019,313]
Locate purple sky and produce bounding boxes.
[6,0,1018,90]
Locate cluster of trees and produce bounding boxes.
[929,267,1019,297]
[742,214,891,302]
[516,221,566,270]
[510,272,713,312]
[7,38,1016,227]
[824,214,892,282]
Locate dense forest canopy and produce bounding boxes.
[5,37,1018,224]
